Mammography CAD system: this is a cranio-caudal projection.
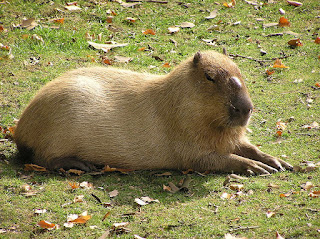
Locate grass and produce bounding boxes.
[0,0,320,238]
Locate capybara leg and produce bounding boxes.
[48,157,98,172]
[234,142,293,171]
[191,154,278,175]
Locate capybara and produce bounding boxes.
[14,51,292,174]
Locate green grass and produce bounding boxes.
[0,0,319,238]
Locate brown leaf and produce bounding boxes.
[88,41,128,53]
[288,38,303,47]
[125,17,136,23]
[24,164,47,172]
[67,169,85,175]
[309,191,320,198]
[143,29,156,35]
[229,184,244,191]
[37,220,57,230]
[155,172,172,177]
[64,5,81,11]
[180,22,195,28]
[168,26,180,34]
[268,183,280,189]
[273,59,289,68]
[182,169,194,174]
[315,37,320,44]
[121,2,141,8]
[20,18,38,30]
[205,9,218,19]
[301,182,314,190]
[162,62,171,68]
[266,210,276,218]
[106,16,114,23]
[109,189,119,198]
[102,212,111,221]
[276,231,285,239]
[53,18,64,24]
[114,55,132,63]
[69,182,80,189]
[287,0,302,7]
[278,17,290,27]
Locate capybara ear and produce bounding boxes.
[193,51,202,65]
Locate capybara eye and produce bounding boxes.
[205,73,215,83]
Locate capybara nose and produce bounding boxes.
[229,96,253,125]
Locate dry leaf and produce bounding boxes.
[38,220,57,230]
[301,122,319,130]
[68,211,92,224]
[288,39,302,46]
[221,192,234,199]
[102,212,111,221]
[125,17,136,23]
[106,16,114,23]
[266,210,276,218]
[102,57,112,65]
[229,184,244,191]
[79,181,94,189]
[143,29,156,35]
[168,26,180,34]
[20,18,38,30]
[315,37,320,44]
[287,0,302,7]
[276,231,285,239]
[109,189,119,198]
[74,195,84,203]
[268,183,280,189]
[180,22,195,28]
[280,192,291,198]
[278,17,290,27]
[135,198,148,206]
[205,9,218,19]
[34,209,47,215]
[162,62,171,68]
[21,184,32,192]
[102,165,134,173]
[53,18,64,24]
[182,169,194,174]
[138,47,146,51]
[114,55,132,63]
[309,191,320,198]
[88,41,128,53]
[121,2,141,8]
[64,5,81,11]
[69,182,80,189]
[301,182,314,190]
[31,34,44,43]
[66,1,78,6]
[113,222,129,228]
[24,164,47,172]
[67,169,85,175]
[273,59,289,68]
[155,172,172,176]
[266,69,275,75]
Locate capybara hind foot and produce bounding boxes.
[48,157,98,172]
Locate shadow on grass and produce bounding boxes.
[2,152,225,207]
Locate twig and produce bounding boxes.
[228,53,291,66]
[229,226,260,232]
[126,0,168,3]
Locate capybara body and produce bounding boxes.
[14,51,292,174]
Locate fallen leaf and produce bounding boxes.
[53,18,64,24]
[134,235,146,239]
[276,231,285,239]
[121,2,141,8]
[273,59,289,68]
[24,164,47,172]
[31,34,44,43]
[125,17,136,23]
[268,183,280,189]
[135,198,148,206]
[266,210,276,218]
[69,211,92,224]
[280,192,291,198]
[315,37,320,44]
[141,196,159,203]
[315,82,320,88]
[34,209,47,215]
[102,165,134,173]
[279,8,285,15]
[112,222,129,228]
[143,29,156,35]
[182,169,194,174]
[88,41,128,53]
[309,191,320,198]
[224,233,247,239]
[67,169,85,175]
[162,62,171,68]
[106,16,114,23]
[79,181,94,189]
[109,189,119,198]
[301,122,319,130]
[155,172,172,177]
[221,192,234,199]
[278,17,290,27]
[205,9,218,19]
[266,69,275,75]
[180,22,195,28]
[301,182,314,190]
[288,38,303,46]
[64,5,81,11]
[38,220,57,230]
[138,47,146,51]
[229,184,244,191]
[168,26,180,34]
[74,195,84,203]
[21,184,32,192]
[20,18,38,30]
[114,55,132,63]
[66,1,78,6]
[287,0,302,7]
[101,57,112,65]
[102,212,111,221]
[223,0,236,8]
[106,9,117,16]
[69,182,80,189]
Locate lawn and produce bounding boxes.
[0,0,319,238]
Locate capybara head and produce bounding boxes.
[185,51,254,129]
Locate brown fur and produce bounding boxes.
[14,51,292,174]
